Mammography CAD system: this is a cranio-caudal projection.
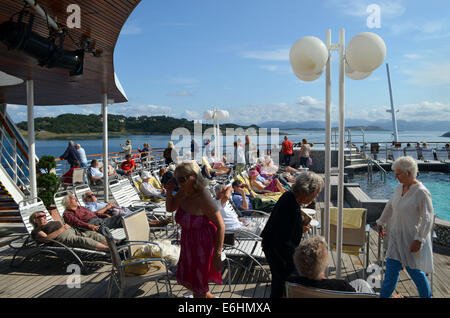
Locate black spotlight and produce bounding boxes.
[0,14,84,76]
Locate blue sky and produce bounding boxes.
[7,0,450,126]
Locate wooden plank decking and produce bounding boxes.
[0,204,448,298]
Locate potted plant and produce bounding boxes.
[36,155,59,209]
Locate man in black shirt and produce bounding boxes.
[260,171,324,298]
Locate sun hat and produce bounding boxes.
[141,171,152,180]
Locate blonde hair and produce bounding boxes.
[168,141,175,149]
[174,161,207,192]
[29,211,45,228]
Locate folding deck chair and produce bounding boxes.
[53,190,126,241]
[435,148,450,162]
[10,198,109,273]
[404,149,419,161]
[421,149,436,162]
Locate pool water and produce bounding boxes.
[348,172,450,221]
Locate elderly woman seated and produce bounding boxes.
[248,168,287,194]
[213,184,258,233]
[29,211,109,252]
[288,236,375,294]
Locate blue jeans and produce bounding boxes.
[380,258,431,298]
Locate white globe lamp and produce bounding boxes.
[345,61,372,80]
[203,110,214,120]
[289,36,329,76]
[345,32,386,73]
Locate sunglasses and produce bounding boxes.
[86,194,95,198]
[37,214,46,219]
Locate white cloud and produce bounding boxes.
[326,0,406,18]
[242,48,289,61]
[166,91,193,97]
[259,65,279,72]
[402,62,450,85]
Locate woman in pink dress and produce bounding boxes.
[165,161,225,298]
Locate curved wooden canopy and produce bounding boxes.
[0,0,141,106]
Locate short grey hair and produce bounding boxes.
[62,194,74,208]
[392,156,418,178]
[292,171,324,196]
[294,236,328,280]
[214,184,225,196]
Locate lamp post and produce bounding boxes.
[290,29,386,278]
[203,108,229,161]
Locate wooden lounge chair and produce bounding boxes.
[285,281,377,298]
[104,210,172,298]
[10,198,108,273]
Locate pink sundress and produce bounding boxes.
[175,207,222,294]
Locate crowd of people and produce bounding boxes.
[50,137,436,299]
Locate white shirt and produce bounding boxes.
[214,199,243,231]
[140,181,161,197]
[376,183,434,273]
[77,147,88,165]
[89,167,103,178]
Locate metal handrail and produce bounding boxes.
[367,157,387,182]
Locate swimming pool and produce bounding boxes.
[348,172,450,221]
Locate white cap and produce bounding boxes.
[141,171,152,180]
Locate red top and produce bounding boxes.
[63,206,108,229]
[282,140,293,155]
[120,159,136,172]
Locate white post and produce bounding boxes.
[102,94,109,201]
[26,80,37,200]
[336,28,346,279]
[324,29,332,250]
[386,63,399,143]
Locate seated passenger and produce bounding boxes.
[255,158,275,180]
[30,211,108,252]
[89,159,115,185]
[213,184,258,232]
[115,154,136,176]
[139,171,165,199]
[63,194,123,232]
[248,169,287,194]
[61,161,81,184]
[231,180,255,214]
[83,192,170,227]
[288,236,375,294]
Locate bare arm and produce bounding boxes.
[165,179,183,212]
[35,223,69,242]
[202,191,225,270]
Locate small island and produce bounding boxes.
[442,132,450,137]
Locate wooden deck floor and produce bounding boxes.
[0,211,448,298]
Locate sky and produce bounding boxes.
[6,0,450,127]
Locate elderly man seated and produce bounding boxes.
[30,211,109,252]
[213,184,258,232]
[139,171,165,200]
[63,194,123,232]
[89,159,116,185]
[83,191,170,227]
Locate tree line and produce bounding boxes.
[16,114,259,134]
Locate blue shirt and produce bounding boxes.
[232,192,253,212]
[85,201,107,212]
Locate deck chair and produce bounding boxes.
[74,184,91,207]
[238,172,282,203]
[391,148,403,161]
[131,173,165,206]
[10,198,108,273]
[404,149,419,161]
[321,207,370,275]
[53,190,126,241]
[421,149,435,162]
[285,281,377,298]
[103,211,172,298]
[435,149,449,162]
[60,168,86,189]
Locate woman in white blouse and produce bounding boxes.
[376,156,434,298]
